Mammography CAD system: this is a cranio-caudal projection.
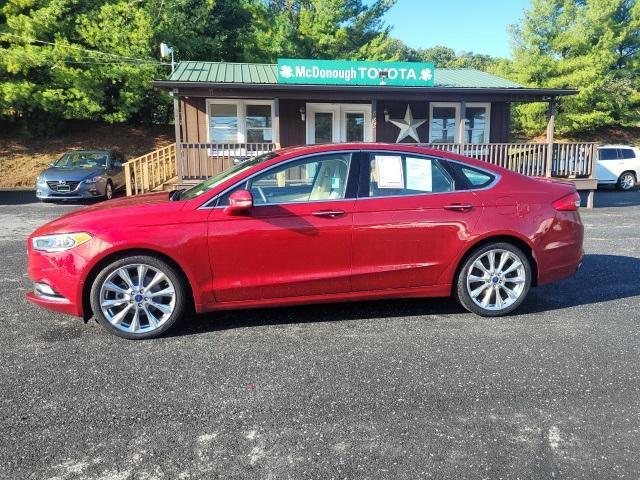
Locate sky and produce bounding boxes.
[380,0,531,58]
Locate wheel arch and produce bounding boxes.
[449,234,539,296]
[81,248,195,320]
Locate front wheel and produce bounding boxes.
[617,172,636,191]
[456,243,532,317]
[90,255,188,339]
[105,181,114,200]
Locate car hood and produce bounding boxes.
[40,167,105,182]
[31,192,182,237]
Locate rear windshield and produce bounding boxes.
[54,152,109,168]
[180,152,278,200]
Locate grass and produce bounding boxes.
[0,121,174,188]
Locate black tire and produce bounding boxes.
[456,242,532,317]
[616,171,636,191]
[105,181,114,200]
[90,255,188,339]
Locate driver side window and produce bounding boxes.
[220,153,352,206]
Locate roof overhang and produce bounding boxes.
[152,80,578,103]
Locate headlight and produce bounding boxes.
[31,232,92,252]
[83,176,102,184]
[36,176,46,185]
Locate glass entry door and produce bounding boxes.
[306,104,371,144]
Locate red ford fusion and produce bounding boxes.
[27,144,583,339]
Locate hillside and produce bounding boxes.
[0,122,174,188]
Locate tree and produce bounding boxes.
[507,0,640,134]
[243,0,397,62]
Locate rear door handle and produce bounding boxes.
[312,209,346,218]
[443,203,474,212]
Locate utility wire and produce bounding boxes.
[0,32,171,66]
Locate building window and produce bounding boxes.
[463,103,490,144]
[207,100,274,143]
[429,103,459,143]
[210,103,239,143]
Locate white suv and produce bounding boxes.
[596,145,640,191]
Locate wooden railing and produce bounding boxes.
[124,143,176,196]
[421,142,597,178]
[179,142,275,180]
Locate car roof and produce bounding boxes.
[598,144,638,149]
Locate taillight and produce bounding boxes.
[552,192,581,211]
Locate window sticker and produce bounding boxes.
[406,157,432,192]
[375,155,404,189]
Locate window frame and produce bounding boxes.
[358,150,500,199]
[429,102,460,144]
[206,99,275,144]
[463,102,491,145]
[598,148,619,160]
[208,151,362,209]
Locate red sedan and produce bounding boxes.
[27,144,583,339]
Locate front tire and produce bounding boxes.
[617,172,636,191]
[90,255,187,339]
[456,243,532,317]
[105,181,114,200]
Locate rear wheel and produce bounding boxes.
[617,172,636,191]
[90,255,187,339]
[456,242,532,317]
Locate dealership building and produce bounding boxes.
[142,58,596,205]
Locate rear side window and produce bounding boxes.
[364,154,454,198]
[599,148,618,160]
[460,167,495,188]
[620,149,636,159]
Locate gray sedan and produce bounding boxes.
[35,150,126,202]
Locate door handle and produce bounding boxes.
[312,209,346,218]
[443,203,474,212]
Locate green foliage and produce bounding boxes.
[507,0,640,134]
[243,0,396,61]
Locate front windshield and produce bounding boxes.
[180,152,278,200]
[54,152,108,169]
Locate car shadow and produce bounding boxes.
[584,188,640,208]
[168,253,640,337]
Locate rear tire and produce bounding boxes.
[90,255,187,339]
[456,242,532,317]
[617,172,636,191]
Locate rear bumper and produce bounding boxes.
[536,211,584,285]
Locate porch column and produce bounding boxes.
[545,97,557,178]
[458,101,466,154]
[371,98,377,142]
[173,91,183,183]
[273,97,281,148]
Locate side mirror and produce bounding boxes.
[224,189,253,215]
[113,161,123,168]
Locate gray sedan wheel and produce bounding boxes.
[90,255,187,339]
[105,181,114,200]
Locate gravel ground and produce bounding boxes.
[1,189,639,479]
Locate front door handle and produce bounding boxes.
[443,203,474,212]
[312,209,346,218]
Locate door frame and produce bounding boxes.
[306,103,372,144]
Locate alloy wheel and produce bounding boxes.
[620,173,635,191]
[106,183,113,199]
[99,263,176,334]
[465,249,527,311]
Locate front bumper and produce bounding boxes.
[26,245,91,318]
[36,180,105,200]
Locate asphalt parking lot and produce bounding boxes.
[1,189,640,479]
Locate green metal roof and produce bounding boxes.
[168,61,524,89]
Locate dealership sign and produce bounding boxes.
[276,59,435,87]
